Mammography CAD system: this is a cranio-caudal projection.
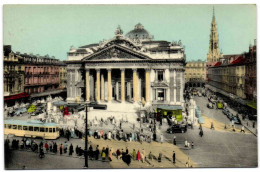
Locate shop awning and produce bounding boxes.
[4,92,30,101]
[157,105,182,111]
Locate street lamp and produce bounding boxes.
[72,102,106,168]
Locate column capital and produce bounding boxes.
[95,68,100,72]
[107,68,112,72]
[145,68,151,72]
[85,69,90,72]
[120,68,125,72]
[132,68,138,72]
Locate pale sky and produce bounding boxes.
[3,4,256,61]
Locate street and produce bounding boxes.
[162,95,257,167]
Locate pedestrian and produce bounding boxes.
[89,145,93,160]
[172,151,176,164]
[76,145,79,155]
[53,142,57,153]
[199,129,203,137]
[137,150,141,161]
[116,149,121,159]
[101,147,106,162]
[241,126,245,133]
[210,122,215,130]
[69,144,73,156]
[105,145,109,157]
[158,153,162,162]
[141,149,145,163]
[109,148,113,161]
[184,139,188,147]
[95,145,100,160]
[160,134,163,144]
[44,142,49,153]
[64,141,68,154]
[132,149,137,160]
[148,151,153,161]
[108,131,112,140]
[100,129,104,138]
[59,144,63,155]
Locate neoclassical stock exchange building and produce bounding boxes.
[66,23,186,109]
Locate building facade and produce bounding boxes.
[22,54,60,95]
[59,61,67,89]
[185,60,206,87]
[208,54,246,100]
[4,45,24,97]
[245,42,257,101]
[66,24,186,107]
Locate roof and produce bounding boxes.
[157,105,182,110]
[214,62,222,67]
[79,44,99,48]
[230,56,246,65]
[4,119,57,127]
[142,40,170,44]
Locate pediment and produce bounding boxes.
[82,44,151,61]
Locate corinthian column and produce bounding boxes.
[96,69,100,102]
[145,69,150,103]
[121,68,125,102]
[101,74,104,101]
[85,69,90,101]
[107,69,112,102]
[133,68,138,102]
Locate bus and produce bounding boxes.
[4,119,59,140]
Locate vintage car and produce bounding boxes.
[166,124,187,134]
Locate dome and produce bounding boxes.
[125,23,153,40]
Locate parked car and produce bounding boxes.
[232,116,241,124]
[166,124,187,134]
[226,112,234,121]
[222,108,230,116]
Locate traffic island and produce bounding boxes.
[86,136,197,168]
[198,115,251,134]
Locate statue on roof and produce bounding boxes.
[115,25,123,36]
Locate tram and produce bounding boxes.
[4,119,59,139]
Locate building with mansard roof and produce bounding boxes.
[66,23,186,109]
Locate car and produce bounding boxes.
[226,112,234,120]
[232,116,241,124]
[166,124,187,134]
[207,103,214,109]
[222,108,230,115]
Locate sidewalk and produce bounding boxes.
[227,107,257,136]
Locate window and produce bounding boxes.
[158,71,164,81]
[8,125,12,129]
[29,126,33,131]
[18,125,22,130]
[34,127,39,132]
[23,126,28,130]
[40,127,45,132]
[157,89,165,101]
[53,128,56,132]
[45,128,48,132]
[49,128,53,133]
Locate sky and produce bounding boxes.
[3,4,256,61]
